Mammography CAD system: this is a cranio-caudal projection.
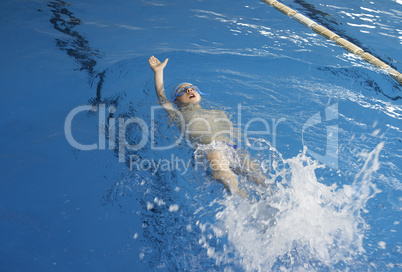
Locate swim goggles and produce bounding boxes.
[171,84,208,101]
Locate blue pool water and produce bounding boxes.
[1,0,401,271]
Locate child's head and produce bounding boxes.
[171,82,202,105]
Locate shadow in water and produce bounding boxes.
[48,0,102,76]
[47,0,112,104]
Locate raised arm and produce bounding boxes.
[148,56,177,117]
[149,55,169,103]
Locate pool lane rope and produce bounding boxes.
[261,0,402,86]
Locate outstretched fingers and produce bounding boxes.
[149,55,160,67]
[149,55,169,72]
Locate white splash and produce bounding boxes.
[199,142,384,271]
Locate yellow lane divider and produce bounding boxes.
[261,0,402,85]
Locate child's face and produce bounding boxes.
[176,84,201,104]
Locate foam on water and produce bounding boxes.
[197,142,384,271]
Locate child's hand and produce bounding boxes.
[149,56,168,73]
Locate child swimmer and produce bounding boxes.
[148,55,265,195]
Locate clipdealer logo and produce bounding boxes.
[64,103,339,171]
[302,103,339,169]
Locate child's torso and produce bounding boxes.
[181,108,234,144]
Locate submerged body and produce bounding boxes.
[148,55,263,195]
